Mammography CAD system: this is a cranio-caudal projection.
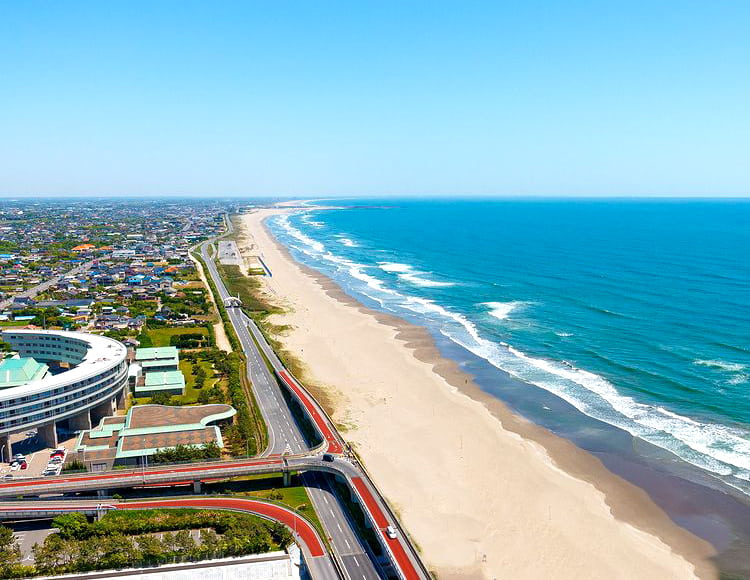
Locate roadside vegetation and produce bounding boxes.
[151,442,221,463]
[189,249,268,455]
[216,263,280,315]
[0,509,292,578]
[145,326,210,348]
[203,472,327,548]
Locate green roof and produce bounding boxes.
[144,370,185,388]
[0,357,49,388]
[135,346,179,361]
[74,404,237,459]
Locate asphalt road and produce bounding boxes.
[199,240,383,580]
[0,259,96,310]
[9,520,55,563]
[0,220,425,580]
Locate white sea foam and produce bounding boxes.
[379,262,412,273]
[338,237,357,247]
[401,273,454,287]
[483,301,525,321]
[270,211,750,489]
[300,214,324,228]
[694,359,746,373]
[378,262,454,287]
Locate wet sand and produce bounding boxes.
[240,208,717,580]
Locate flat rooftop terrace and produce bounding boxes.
[135,346,179,361]
[128,404,232,429]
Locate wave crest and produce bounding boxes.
[270,211,750,490]
[483,301,526,321]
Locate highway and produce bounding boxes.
[194,224,427,579]
[0,219,428,580]
[199,237,383,579]
[0,497,334,579]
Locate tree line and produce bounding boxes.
[0,508,292,578]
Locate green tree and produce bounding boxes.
[136,535,165,566]
[98,534,137,571]
[0,525,21,576]
[32,534,69,574]
[173,530,197,561]
[194,366,207,389]
[149,391,172,406]
[203,440,222,459]
[52,512,90,540]
[198,529,221,559]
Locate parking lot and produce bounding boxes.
[10,520,57,563]
[1,429,78,479]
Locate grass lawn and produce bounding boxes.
[0,320,34,327]
[178,281,205,290]
[177,359,200,404]
[133,357,223,407]
[146,326,209,348]
[203,473,327,545]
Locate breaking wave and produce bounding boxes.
[378,262,455,288]
[483,301,526,321]
[269,211,750,491]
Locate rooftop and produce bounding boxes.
[0,357,49,388]
[75,404,236,460]
[135,346,179,361]
[144,370,185,389]
[0,330,127,400]
[129,404,232,429]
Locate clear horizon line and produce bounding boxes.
[1,193,750,200]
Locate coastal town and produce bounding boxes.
[0,199,429,580]
[0,199,228,331]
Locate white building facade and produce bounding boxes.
[0,330,128,459]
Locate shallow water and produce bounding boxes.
[267,199,750,497]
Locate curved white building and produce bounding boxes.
[0,330,128,459]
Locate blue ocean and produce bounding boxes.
[267,199,750,495]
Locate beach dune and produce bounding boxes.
[239,209,715,580]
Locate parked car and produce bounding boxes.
[19,461,28,470]
[322,453,335,462]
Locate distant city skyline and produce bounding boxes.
[1,1,749,198]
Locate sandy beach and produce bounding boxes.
[238,209,716,580]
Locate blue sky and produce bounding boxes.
[1,1,748,197]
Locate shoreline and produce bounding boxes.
[240,208,717,579]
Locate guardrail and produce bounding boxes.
[188,217,430,579]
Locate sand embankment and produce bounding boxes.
[240,208,716,580]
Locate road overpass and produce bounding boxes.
[198,229,403,578]
[0,217,428,580]
[0,497,333,579]
[198,218,427,580]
